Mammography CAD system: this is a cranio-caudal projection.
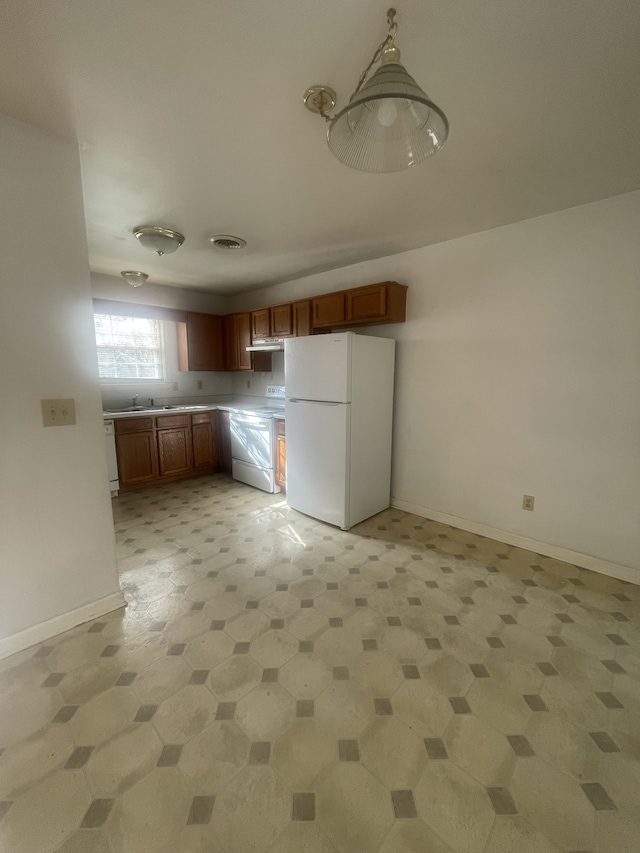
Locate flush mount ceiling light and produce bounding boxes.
[209,234,247,250]
[120,270,149,287]
[133,225,185,255]
[304,8,449,173]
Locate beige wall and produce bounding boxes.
[231,192,640,576]
[0,115,123,654]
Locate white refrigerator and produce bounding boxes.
[284,331,395,530]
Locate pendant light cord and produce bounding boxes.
[352,8,398,97]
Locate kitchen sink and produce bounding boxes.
[103,404,212,414]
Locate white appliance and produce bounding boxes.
[285,332,395,530]
[104,419,119,496]
[230,385,285,493]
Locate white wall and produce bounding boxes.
[92,273,234,406]
[0,115,123,655]
[231,192,640,576]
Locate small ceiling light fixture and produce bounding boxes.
[133,225,185,255]
[304,8,449,173]
[120,270,149,287]
[209,235,247,250]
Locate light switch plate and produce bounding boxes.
[41,398,76,427]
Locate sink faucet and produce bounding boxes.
[148,398,154,407]
[132,394,138,407]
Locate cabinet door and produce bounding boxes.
[345,281,407,324]
[346,284,387,323]
[275,421,286,489]
[270,303,293,337]
[218,411,232,471]
[184,312,223,370]
[157,427,192,477]
[292,300,311,337]
[115,432,158,487]
[237,312,252,371]
[312,292,346,328]
[223,314,238,370]
[251,308,271,340]
[192,414,216,469]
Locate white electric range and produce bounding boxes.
[228,385,285,493]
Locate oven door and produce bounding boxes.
[230,412,276,492]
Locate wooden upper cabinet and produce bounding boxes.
[237,312,252,370]
[177,312,223,371]
[346,281,407,324]
[223,312,254,371]
[292,301,312,337]
[251,308,271,340]
[270,303,294,337]
[312,292,346,328]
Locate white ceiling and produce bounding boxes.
[2,1,640,295]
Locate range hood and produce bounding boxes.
[246,338,285,352]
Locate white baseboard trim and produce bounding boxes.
[0,591,127,661]
[391,498,639,585]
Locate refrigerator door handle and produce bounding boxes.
[288,398,342,406]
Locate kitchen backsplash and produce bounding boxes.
[231,351,285,397]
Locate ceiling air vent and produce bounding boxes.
[209,234,247,250]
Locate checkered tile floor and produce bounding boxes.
[0,474,639,852]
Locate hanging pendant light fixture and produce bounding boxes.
[304,8,449,173]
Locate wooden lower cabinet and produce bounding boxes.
[275,419,286,490]
[115,412,218,490]
[192,413,217,468]
[115,430,158,487]
[217,410,232,472]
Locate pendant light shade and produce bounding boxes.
[304,9,449,174]
[327,47,448,173]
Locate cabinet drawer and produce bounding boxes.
[191,412,213,425]
[156,414,189,428]
[114,417,154,434]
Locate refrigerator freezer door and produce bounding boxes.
[286,400,350,528]
[285,334,351,403]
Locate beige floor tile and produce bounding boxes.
[314,628,363,667]
[179,720,249,792]
[208,654,262,702]
[392,680,454,736]
[249,630,299,668]
[351,651,405,697]
[235,683,296,741]
[509,757,596,850]
[0,723,74,798]
[53,829,114,852]
[266,821,339,853]
[377,820,455,853]
[414,760,496,853]
[279,653,333,699]
[444,714,516,786]
[594,810,640,853]
[0,769,91,853]
[524,712,602,781]
[213,765,290,853]
[151,685,218,743]
[359,716,427,789]
[85,723,162,796]
[315,682,376,738]
[183,631,234,670]
[106,767,192,853]
[316,763,394,853]
[272,718,337,789]
[484,815,563,853]
[131,655,192,704]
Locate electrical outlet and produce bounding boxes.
[41,398,76,427]
[522,495,535,511]
[196,380,203,390]
[172,382,179,391]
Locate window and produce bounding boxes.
[94,313,165,381]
